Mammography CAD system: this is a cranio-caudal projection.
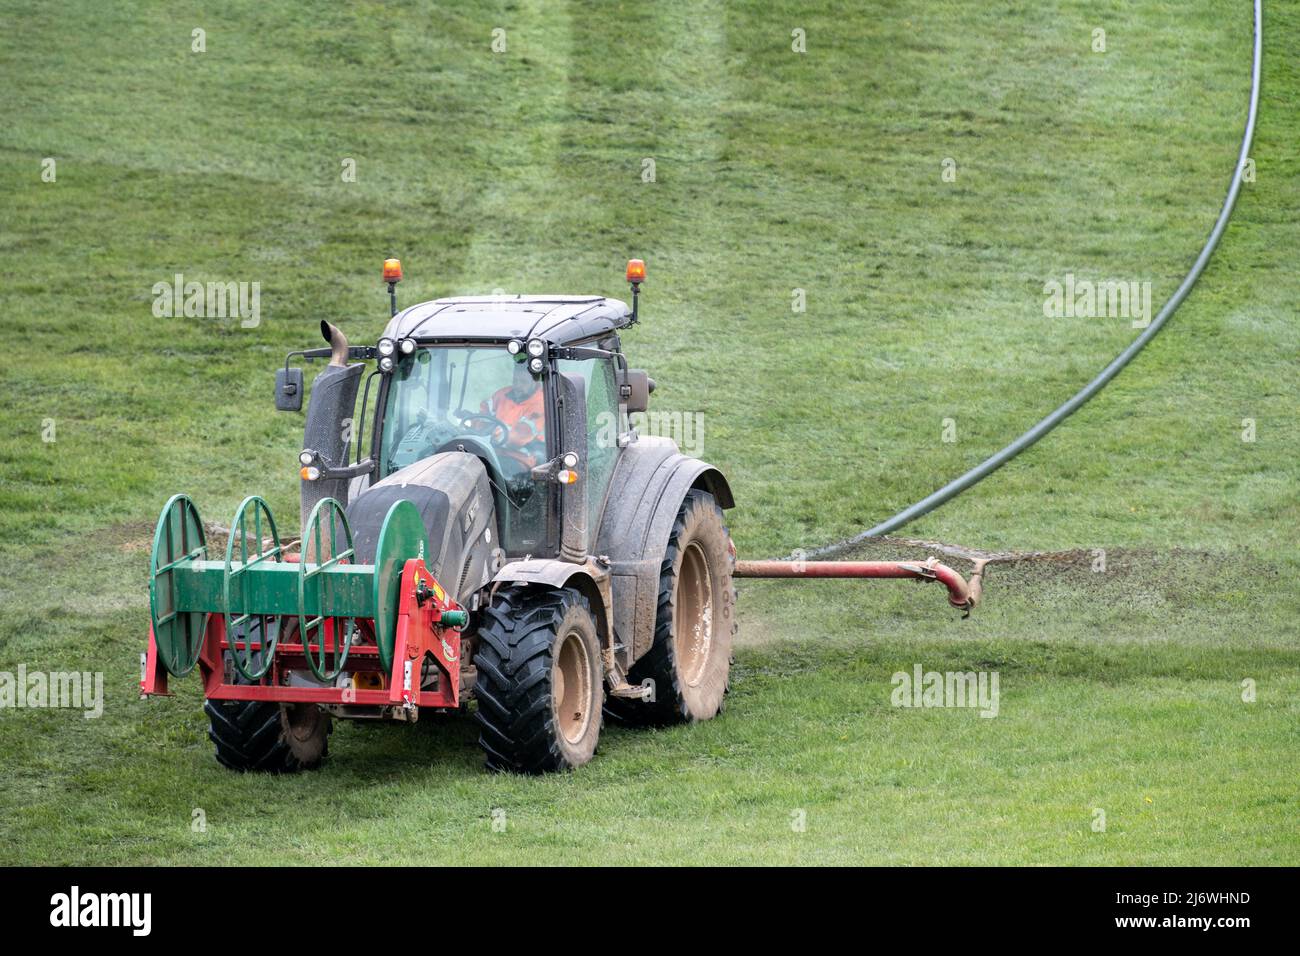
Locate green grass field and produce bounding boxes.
[0,0,1296,864]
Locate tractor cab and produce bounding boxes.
[369,294,639,559]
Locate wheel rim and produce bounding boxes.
[554,629,593,745]
[674,541,714,687]
[283,703,321,743]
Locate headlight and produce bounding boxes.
[399,338,415,355]
[507,339,523,355]
[377,337,396,357]
[562,452,579,468]
[299,450,314,466]
[379,356,395,373]
[526,338,545,358]
[528,357,544,374]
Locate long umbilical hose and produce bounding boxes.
[807,0,1263,558]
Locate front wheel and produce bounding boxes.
[204,621,331,773]
[206,697,331,772]
[473,587,604,773]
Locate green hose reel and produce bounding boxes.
[371,498,430,671]
[298,496,358,681]
[148,495,437,681]
[147,494,211,678]
[223,495,284,681]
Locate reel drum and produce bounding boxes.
[223,496,285,681]
[148,494,211,677]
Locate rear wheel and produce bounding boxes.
[474,587,603,773]
[616,490,735,725]
[204,620,331,773]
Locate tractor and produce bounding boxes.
[143,258,985,773]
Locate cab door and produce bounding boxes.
[556,355,621,537]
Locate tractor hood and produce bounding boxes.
[345,451,497,608]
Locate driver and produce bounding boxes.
[482,359,546,469]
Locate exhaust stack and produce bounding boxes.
[300,321,363,528]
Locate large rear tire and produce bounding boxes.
[615,489,735,725]
[474,587,603,773]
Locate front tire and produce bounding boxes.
[204,624,331,773]
[474,587,604,773]
[205,697,331,773]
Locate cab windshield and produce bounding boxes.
[380,346,550,552]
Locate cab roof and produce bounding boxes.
[382,295,632,347]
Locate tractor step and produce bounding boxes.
[608,679,656,701]
[602,648,655,701]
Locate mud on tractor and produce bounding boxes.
[143,259,985,773]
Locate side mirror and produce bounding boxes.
[625,369,655,413]
[276,367,304,411]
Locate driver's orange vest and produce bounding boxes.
[489,386,545,466]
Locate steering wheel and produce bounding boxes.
[456,409,511,448]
